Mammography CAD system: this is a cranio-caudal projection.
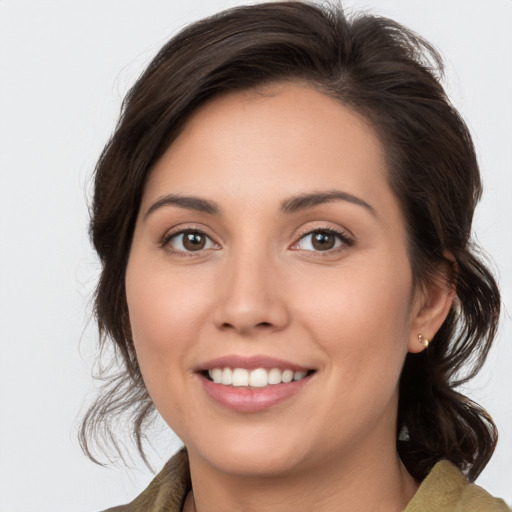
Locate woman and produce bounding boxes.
[81,2,510,510]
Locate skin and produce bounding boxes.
[125,84,454,512]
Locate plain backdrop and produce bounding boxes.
[0,1,511,510]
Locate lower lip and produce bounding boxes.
[199,374,312,413]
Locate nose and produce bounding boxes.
[212,248,290,336]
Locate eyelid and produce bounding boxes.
[289,225,354,253]
[159,223,353,255]
[160,221,222,245]
[161,226,220,255]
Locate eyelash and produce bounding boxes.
[161,226,354,257]
[160,228,219,257]
[291,226,354,256]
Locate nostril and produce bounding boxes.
[218,321,274,333]
[256,322,273,328]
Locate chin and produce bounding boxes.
[209,451,308,478]
[187,429,312,478]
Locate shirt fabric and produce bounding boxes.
[103,449,510,512]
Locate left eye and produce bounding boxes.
[165,230,217,252]
[295,230,346,251]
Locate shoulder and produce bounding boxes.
[404,460,510,512]
[101,448,190,512]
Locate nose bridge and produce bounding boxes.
[212,242,289,335]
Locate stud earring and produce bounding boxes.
[418,333,430,348]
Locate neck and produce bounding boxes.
[185,443,419,512]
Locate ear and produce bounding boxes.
[408,256,456,354]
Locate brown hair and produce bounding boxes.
[81,1,500,481]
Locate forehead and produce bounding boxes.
[142,84,395,219]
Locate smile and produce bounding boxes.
[197,356,316,412]
[207,367,309,387]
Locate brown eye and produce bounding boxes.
[166,230,216,253]
[182,231,206,251]
[311,232,336,250]
[295,229,347,252]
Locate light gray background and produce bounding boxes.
[1,1,510,510]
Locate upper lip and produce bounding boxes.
[195,355,313,372]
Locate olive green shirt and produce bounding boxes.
[104,449,510,511]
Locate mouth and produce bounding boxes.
[196,356,316,412]
[201,367,315,388]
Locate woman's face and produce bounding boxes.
[125,84,427,477]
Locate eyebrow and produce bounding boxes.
[280,190,376,216]
[144,194,221,219]
[144,189,376,219]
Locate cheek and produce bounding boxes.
[125,267,215,432]
[124,253,212,391]
[127,276,206,351]
[294,256,414,378]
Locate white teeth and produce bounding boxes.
[207,367,310,387]
[232,368,249,387]
[221,368,233,385]
[268,368,282,385]
[281,369,293,383]
[249,368,268,387]
[210,368,223,384]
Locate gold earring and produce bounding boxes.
[418,333,430,348]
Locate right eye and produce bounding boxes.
[163,230,218,253]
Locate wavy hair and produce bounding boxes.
[80,1,500,481]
